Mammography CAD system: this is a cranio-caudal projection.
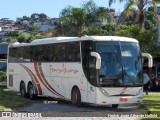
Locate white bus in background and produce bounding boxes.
[7,36,152,108]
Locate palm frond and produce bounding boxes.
[116,0,137,26]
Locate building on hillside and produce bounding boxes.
[40,24,54,33]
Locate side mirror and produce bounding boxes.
[141,53,153,68]
[90,52,101,69]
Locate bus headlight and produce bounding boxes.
[99,88,110,96]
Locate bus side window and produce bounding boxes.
[31,46,44,62]
[68,42,80,62]
[43,45,53,61]
[53,43,68,62]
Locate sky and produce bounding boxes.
[0,0,125,21]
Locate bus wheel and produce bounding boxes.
[28,83,37,100]
[112,104,118,108]
[72,88,82,107]
[20,82,26,97]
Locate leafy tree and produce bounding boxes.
[144,11,158,30]
[17,33,29,43]
[1,42,8,44]
[102,23,116,35]
[6,31,19,38]
[57,0,111,36]
[95,7,111,24]
[28,26,40,32]
[8,37,17,42]
[26,35,44,43]
[39,13,48,19]
[0,71,7,82]
[60,6,87,36]
[31,13,39,20]
[109,0,160,29]
[86,28,108,35]
[42,30,57,38]
[115,24,157,52]
[27,35,36,43]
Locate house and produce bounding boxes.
[40,24,54,33]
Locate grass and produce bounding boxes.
[140,94,160,120]
[0,87,30,110]
[0,80,7,84]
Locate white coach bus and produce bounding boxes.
[7,36,152,108]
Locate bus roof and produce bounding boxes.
[10,36,139,47]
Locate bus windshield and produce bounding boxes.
[96,42,143,87]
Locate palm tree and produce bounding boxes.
[109,0,160,29]
[58,0,111,36]
[60,6,87,36]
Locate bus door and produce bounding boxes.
[87,55,97,103]
[81,41,97,103]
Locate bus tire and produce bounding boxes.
[20,82,27,97]
[112,104,118,108]
[28,83,37,100]
[72,88,82,107]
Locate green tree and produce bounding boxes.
[144,11,158,30]
[8,37,17,42]
[57,0,111,36]
[6,31,19,38]
[17,33,29,43]
[102,23,116,35]
[86,28,108,35]
[109,0,160,29]
[115,24,157,52]
[39,13,48,19]
[95,7,112,26]
[60,6,87,36]
[28,26,40,32]
[0,71,7,83]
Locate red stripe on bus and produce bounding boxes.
[37,63,68,100]
[34,63,60,97]
[20,64,43,95]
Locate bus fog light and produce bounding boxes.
[99,88,110,96]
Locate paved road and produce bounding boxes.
[17,98,147,118]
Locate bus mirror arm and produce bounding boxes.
[142,53,153,92]
[90,52,101,69]
[142,53,153,68]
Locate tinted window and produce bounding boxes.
[68,42,80,62]
[53,43,68,62]
[9,42,81,62]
